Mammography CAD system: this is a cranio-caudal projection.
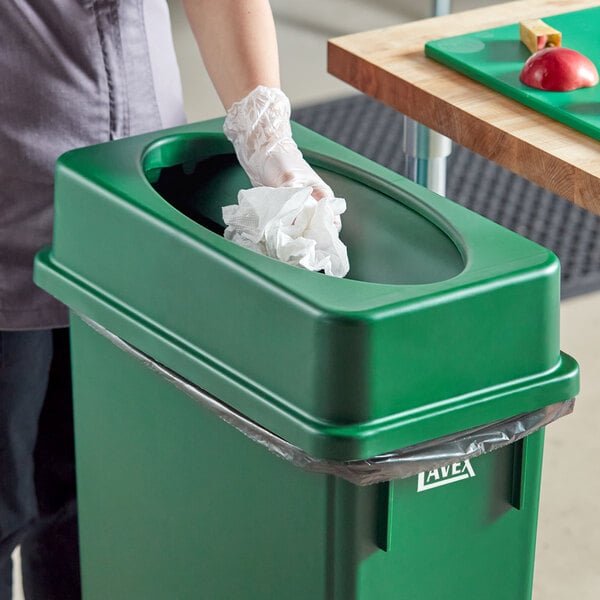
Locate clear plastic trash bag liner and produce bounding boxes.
[82,316,574,486]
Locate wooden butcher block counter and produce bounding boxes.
[328,0,600,214]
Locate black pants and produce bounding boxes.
[0,328,80,600]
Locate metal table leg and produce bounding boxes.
[433,0,452,16]
[402,0,453,195]
[403,121,453,196]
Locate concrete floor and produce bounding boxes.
[13,1,600,598]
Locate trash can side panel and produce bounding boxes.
[355,432,545,599]
[69,314,332,600]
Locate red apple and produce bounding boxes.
[519,47,599,91]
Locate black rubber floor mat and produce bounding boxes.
[293,94,600,298]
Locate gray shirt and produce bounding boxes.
[0,0,186,330]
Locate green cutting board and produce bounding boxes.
[425,7,600,141]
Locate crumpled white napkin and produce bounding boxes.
[222,187,350,278]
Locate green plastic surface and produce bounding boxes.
[425,8,600,140]
[34,118,579,460]
[70,313,546,600]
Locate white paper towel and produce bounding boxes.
[222,187,350,277]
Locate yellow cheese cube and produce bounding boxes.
[519,19,562,54]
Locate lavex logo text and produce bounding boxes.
[417,460,476,492]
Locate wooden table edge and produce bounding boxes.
[327,0,600,214]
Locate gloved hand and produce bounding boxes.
[223,86,334,201]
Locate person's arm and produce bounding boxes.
[182,0,280,109]
[181,0,334,201]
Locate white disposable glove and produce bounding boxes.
[223,85,334,201]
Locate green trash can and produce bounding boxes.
[34,118,579,600]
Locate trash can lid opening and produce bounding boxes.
[143,136,465,286]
